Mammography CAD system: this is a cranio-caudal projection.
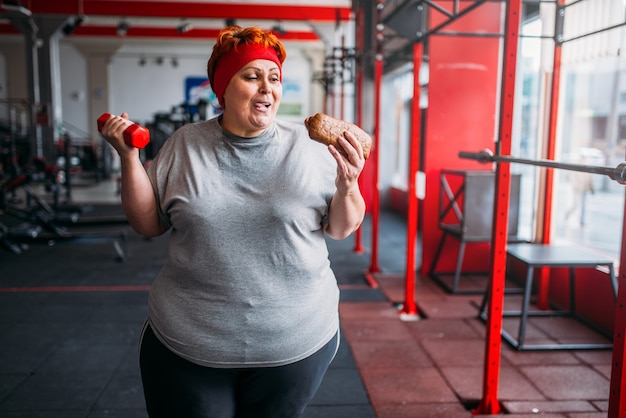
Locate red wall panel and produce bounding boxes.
[420,2,503,274]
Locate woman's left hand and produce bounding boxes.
[328,131,366,194]
[325,131,367,240]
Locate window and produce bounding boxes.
[514,2,626,262]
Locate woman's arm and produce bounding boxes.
[99,113,167,237]
[325,131,366,240]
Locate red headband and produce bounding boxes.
[212,42,283,106]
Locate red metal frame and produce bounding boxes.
[609,187,626,415]
[365,55,382,281]
[353,7,364,254]
[12,0,352,22]
[365,0,384,285]
[473,0,521,414]
[399,41,423,318]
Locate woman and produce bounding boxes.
[99,25,366,417]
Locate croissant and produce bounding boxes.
[304,113,371,159]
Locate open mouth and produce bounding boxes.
[255,101,272,111]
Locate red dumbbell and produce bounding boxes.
[97,113,150,149]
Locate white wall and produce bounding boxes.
[59,43,89,136]
[0,36,329,135]
[108,42,321,125]
[107,43,205,123]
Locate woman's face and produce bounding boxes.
[220,58,282,137]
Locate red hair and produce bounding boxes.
[207,26,287,106]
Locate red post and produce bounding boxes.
[353,7,364,254]
[608,171,626,416]
[399,41,423,319]
[473,0,522,414]
[536,0,564,310]
[365,0,384,285]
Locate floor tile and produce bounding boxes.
[0,412,87,418]
[36,344,129,373]
[594,363,611,379]
[87,410,148,418]
[592,400,608,412]
[501,346,580,366]
[339,301,403,320]
[404,317,483,340]
[573,350,613,365]
[520,365,609,399]
[0,371,111,411]
[375,402,473,418]
[0,338,56,374]
[309,368,370,406]
[349,339,432,368]
[441,366,546,402]
[94,373,146,410]
[302,405,376,418]
[502,400,598,414]
[0,374,26,401]
[418,297,482,318]
[361,366,458,406]
[421,338,487,367]
[340,319,413,342]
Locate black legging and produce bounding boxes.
[139,323,338,418]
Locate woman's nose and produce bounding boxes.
[260,81,271,94]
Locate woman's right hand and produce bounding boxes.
[99,112,140,159]
[100,112,165,237]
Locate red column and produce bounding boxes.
[608,177,626,416]
[400,41,423,318]
[353,7,364,254]
[473,0,522,414]
[536,0,564,310]
[365,0,384,284]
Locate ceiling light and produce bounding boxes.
[271,21,286,36]
[116,20,129,36]
[62,15,85,36]
[176,21,192,33]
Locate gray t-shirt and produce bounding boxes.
[146,117,340,368]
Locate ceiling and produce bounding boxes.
[0,1,531,72]
[0,0,354,45]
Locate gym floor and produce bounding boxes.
[0,178,613,417]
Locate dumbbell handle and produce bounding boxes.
[97,113,150,149]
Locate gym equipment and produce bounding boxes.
[0,221,30,254]
[97,113,150,149]
[1,171,126,260]
[477,243,616,351]
[459,148,626,184]
[430,170,523,294]
[0,139,126,260]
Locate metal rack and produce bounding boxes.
[430,170,521,294]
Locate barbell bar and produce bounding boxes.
[459,149,626,185]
